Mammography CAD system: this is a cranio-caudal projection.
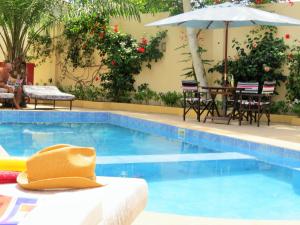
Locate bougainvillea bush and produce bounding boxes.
[60,13,166,102]
[209,26,288,88]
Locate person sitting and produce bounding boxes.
[0,62,22,109]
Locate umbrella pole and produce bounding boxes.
[224,21,229,84]
[222,21,230,117]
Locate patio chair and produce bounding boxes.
[238,81,275,126]
[182,80,211,122]
[252,81,276,127]
[0,88,14,109]
[23,85,75,110]
[235,82,259,125]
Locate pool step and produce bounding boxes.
[96,153,258,179]
[96,152,255,164]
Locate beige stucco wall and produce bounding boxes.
[2,2,299,99]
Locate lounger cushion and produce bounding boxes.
[23,85,75,101]
[0,176,147,225]
[0,88,7,93]
[0,93,14,99]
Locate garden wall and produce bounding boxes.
[1,2,299,101]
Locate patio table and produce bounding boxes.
[201,86,244,124]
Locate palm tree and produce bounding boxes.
[0,0,140,78]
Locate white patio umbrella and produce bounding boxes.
[146,2,300,82]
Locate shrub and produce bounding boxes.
[62,84,104,101]
[133,83,159,104]
[269,101,290,114]
[209,26,288,87]
[286,42,300,102]
[159,91,182,107]
[292,103,300,117]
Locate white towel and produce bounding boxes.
[19,191,103,225]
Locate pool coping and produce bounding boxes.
[110,111,300,152]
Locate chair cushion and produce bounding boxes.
[23,85,75,101]
[0,88,8,93]
[0,93,14,99]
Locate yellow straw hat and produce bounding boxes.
[17,144,103,190]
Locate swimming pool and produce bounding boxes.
[1,111,300,220]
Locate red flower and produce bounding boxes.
[255,0,262,4]
[141,38,148,45]
[114,25,119,33]
[111,60,117,66]
[137,47,145,53]
[95,76,99,81]
[285,33,290,39]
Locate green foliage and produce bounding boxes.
[66,0,140,21]
[133,83,159,104]
[286,41,300,102]
[159,91,182,107]
[129,0,183,15]
[61,12,167,102]
[209,26,288,87]
[292,103,300,117]
[62,84,104,101]
[269,101,290,114]
[0,0,60,62]
[177,44,212,81]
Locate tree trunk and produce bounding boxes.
[182,0,208,89]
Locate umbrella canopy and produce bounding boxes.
[146,2,300,81]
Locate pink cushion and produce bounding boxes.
[0,171,19,184]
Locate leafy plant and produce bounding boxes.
[269,101,290,114]
[209,26,288,87]
[62,84,104,101]
[286,41,300,102]
[292,103,300,117]
[133,83,158,104]
[60,11,167,102]
[159,91,182,107]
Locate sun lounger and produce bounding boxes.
[0,176,148,225]
[0,88,14,109]
[23,85,75,110]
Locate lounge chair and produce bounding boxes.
[0,88,14,109]
[23,85,75,110]
[0,176,147,225]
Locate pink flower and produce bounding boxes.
[141,38,148,45]
[111,60,117,66]
[137,47,145,53]
[288,0,294,6]
[252,42,257,48]
[264,66,271,72]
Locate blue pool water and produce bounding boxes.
[1,121,300,220]
[0,123,216,156]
